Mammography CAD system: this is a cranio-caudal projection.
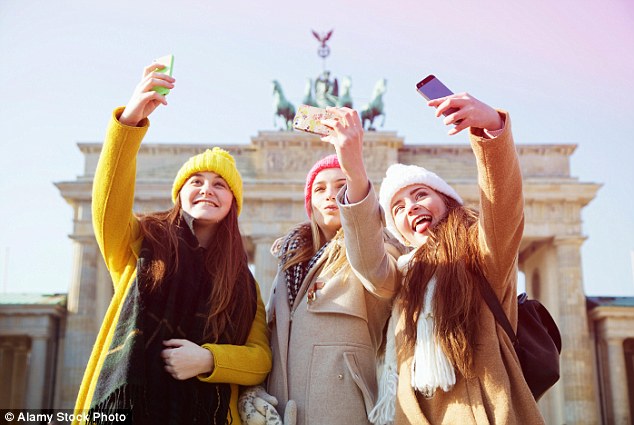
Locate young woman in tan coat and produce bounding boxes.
[239,109,402,425]
[332,93,545,424]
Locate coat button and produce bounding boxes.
[337,374,344,380]
[307,290,316,303]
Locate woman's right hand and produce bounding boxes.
[320,107,370,203]
[119,62,176,127]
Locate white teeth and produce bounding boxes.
[412,215,431,230]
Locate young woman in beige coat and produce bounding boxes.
[348,93,544,424]
[239,109,402,425]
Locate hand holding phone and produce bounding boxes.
[152,54,174,95]
[416,75,460,118]
[292,105,335,136]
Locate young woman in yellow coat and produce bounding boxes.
[74,62,271,424]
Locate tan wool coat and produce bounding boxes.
[389,114,545,424]
[267,188,401,425]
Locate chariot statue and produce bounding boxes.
[314,70,339,108]
[271,30,387,132]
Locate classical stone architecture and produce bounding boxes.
[0,294,66,409]
[588,297,634,424]
[2,130,633,423]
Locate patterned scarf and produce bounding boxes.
[280,228,330,308]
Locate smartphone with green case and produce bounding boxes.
[152,54,174,95]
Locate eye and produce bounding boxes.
[313,185,325,193]
[189,177,203,186]
[214,181,228,189]
[392,205,404,215]
[415,190,427,200]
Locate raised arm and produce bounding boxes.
[470,114,524,291]
[322,108,400,298]
[429,93,523,290]
[93,63,175,288]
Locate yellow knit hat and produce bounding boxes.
[171,147,243,215]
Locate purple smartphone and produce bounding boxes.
[416,75,459,117]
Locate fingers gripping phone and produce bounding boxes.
[292,104,335,136]
[152,54,174,95]
[416,75,459,118]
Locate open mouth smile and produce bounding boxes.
[194,199,219,208]
[411,214,432,233]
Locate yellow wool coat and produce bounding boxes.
[389,114,545,424]
[73,107,272,424]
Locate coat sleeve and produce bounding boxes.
[92,107,148,290]
[337,183,401,299]
[469,112,525,294]
[198,283,273,386]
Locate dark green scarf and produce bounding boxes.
[90,215,256,424]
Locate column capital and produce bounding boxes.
[553,235,587,247]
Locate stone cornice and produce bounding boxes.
[77,141,575,154]
[590,306,634,321]
[252,130,405,147]
[398,143,576,156]
[0,303,67,318]
[77,142,258,155]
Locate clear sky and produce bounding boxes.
[1,0,633,296]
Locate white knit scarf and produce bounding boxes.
[369,250,455,425]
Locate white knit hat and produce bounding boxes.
[379,163,463,244]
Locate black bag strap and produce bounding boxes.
[476,274,519,347]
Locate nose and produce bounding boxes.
[326,186,338,200]
[199,181,213,196]
[406,201,420,215]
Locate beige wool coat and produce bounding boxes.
[266,189,401,425]
[388,114,545,424]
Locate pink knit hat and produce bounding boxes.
[304,154,341,218]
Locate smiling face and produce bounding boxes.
[179,171,234,238]
[311,168,346,241]
[390,184,448,247]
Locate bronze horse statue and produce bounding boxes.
[272,80,296,130]
[336,76,353,109]
[361,78,387,131]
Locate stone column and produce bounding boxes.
[554,236,600,424]
[252,235,278,304]
[24,336,48,409]
[604,337,631,424]
[57,237,100,408]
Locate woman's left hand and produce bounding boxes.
[428,93,503,136]
[161,339,214,380]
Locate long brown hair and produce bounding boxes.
[138,200,256,344]
[398,194,484,377]
[281,215,348,278]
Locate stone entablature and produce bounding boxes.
[62,132,600,252]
